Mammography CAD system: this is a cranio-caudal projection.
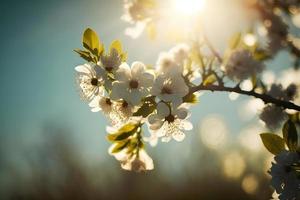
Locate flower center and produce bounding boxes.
[129,80,139,89]
[164,60,172,67]
[161,86,172,94]
[122,101,128,108]
[105,98,112,106]
[91,78,98,86]
[165,114,175,123]
[105,66,113,72]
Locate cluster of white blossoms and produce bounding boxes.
[262,12,288,55]
[259,83,298,130]
[270,151,300,200]
[75,28,196,171]
[121,0,156,38]
[225,49,265,81]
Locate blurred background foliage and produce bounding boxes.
[0,0,297,199]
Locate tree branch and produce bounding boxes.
[188,84,300,111]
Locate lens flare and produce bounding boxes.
[223,151,246,179]
[241,174,259,194]
[174,0,205,16]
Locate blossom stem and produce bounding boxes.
[189,84,300,111]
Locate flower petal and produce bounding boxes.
[157,102,170,118]
[131,61,146,77]
[172,130,186,142]
[116,63,131,81]
[181,120,193,130]
[111,82,128,100]
[75,64,91,74]
[175,107,188,119]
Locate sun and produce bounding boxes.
[173,0,206,16]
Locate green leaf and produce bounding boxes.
[107,123,139,141]
[74,49,95,62]
[133,96,156,118]
[110,40,122,54]
[229,32,241,49]
[110,40,127,61]
[183,93,198,104]
[83,28,103,57]
[282,120,298,152]
[260,133,285,155]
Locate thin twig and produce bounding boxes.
[203,35,223,63]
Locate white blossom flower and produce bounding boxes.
[88,96,113,114]
[110,148,154,172]
[225,49,265,81]
[279,69,300,107]
[156,52,183,75]
[268,83,298,102]
[109,100,136,127]
[268,84,287,100]
[147,102,193,143]
[100,48,122,73]
[124,21,147,39]
[259,104,287,130]
[121,0,153,23]
[263,13,288,55]
[75,63,105,101]
[169,43,190,65]
[151,73,189,106]
[111,62,154,105]
[285,84,298,101]
[269,151,300,200]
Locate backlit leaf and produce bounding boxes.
[110,40,127,61]
[107,123,138,141]
[260,133,285,155]
[83,28,103,57]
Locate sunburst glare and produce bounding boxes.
[173,0,205,16]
